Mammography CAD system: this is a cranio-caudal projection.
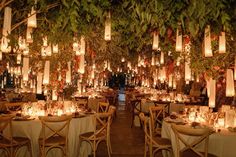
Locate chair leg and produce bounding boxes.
[27,142,33,157]
[93,141,96,157]
[106,141,111,157]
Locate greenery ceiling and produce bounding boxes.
[0,0,236,80]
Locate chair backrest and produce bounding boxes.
[108,105,116,123]
[5,102,23,112]
[93,112,112,138]
[0,115,16,146]
[149,106,165,133]
[139,113,160,148]
[171,124,213,157]
[97,102,109,113]
[131,99,142,113]
[39,115,72,146]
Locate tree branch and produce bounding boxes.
[11,2,60,31]
[0,0,14,12]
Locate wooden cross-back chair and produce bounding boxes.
[79,108,115,157]
[0,115,32,157]
[5,102,23,113]
[97,102,109,113]
[171,124,217,157]
[154,101,170,116]
[130,99,143,128]
[38,115,72,157]
[139,113,172,157]
[149,106,166,136]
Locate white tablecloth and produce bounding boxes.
[3,115,94,157]
[161,120,236,157]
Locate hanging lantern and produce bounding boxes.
[173,77,177,89]
[0,51,2,61]
[3,7,12,37]
[46,45,52,56]
[121,57,125,62]
[78,55,85,74]
[175,28,182,52]
[91,69,95,79]
[17,54,21,64]
[226,69,235,97]
[37,72,43,94]
[184,58,191,83]
[209,79,216,108]
[23,45,29,55]
[43,61,50,85]
[104,12,111,41]
[204,25,212,57]
[22,57,29,81]
[41,47,47,57]
[43,36,48,47]
[27,7,37,28]
[52,89,58,101]
[152,32,159,50]
[168,74,173,87]
[234,57,236,80]
[66,61,71,83]
[219,32,226,54]
[26,27,33,43]
[159,67,166,83]
[107,61,111,71]
[80,36,85,55]
[176,57,181,66]
[160,52,164,64]
[151,55,155,66]
[1,37,10,53]
[127,61,131,69]
[52,44,58,53]
[206,78,211,98]
[18,36,26,50]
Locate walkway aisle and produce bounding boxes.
[96,102,144,157]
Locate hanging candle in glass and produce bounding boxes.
[52,44,58,53]
[37,72,43,94]
[204,25,212,57]
[175,28,182,52]
[22,57,29,81]
[104,12,111,41]
[80,36,85,55]
[184,58,191,83]
[219,32,226,54]
[27,7,37,28]
[152,32,159,50]
[26,27,33,43]
[66,61,71,83]
[209,79,216,108]
[226,69,235,97]
[43,61,50,85]
[160,52,164,64]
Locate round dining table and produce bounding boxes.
[3,114,95,157]
[161,120,236,157]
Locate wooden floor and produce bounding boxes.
[95,102,164,157]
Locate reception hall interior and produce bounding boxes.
[0,0,236,157]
